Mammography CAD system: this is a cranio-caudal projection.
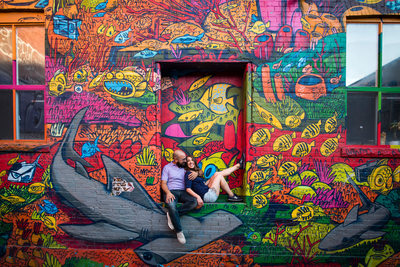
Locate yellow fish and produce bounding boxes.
[278,161,301,177]
[41,215,57,231]
[200,84,235,115]
[206,43,222,49]
[97,24,107,34]
[291,205,314,221]
[249,21,270,34]
[162,145,174,162]
[189,75,212,91]
[273,132,296,152]
[253,194,268,209]
[256,154,282,168]
[0,195,25,204]
[249,99,282,129]
[320,134,341,157]
[292,141,315,157]
[325,112,338,133]
[89,72,106,88]
[8,154,20,165]
[224,3,238,10]
[285,113,305,128]
[249,171,268,182]
[250,128,274,147]
[28,182,46,194]
[193,132,211,146]
[73,69,88,83]
[49,70,71,96]
[0,170,6,177]
[177,110,204,122]
[301,120,322,138]
[212,18,228,24]
[191,117,218,135]
[193,148,204,158]
[106,25,116,37]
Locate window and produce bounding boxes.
[0,12,45,141]
[346,18,400,145]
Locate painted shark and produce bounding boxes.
[318,171,391,251]
[50,107,242,265]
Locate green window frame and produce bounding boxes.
[346,17,400,146]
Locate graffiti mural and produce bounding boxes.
[0,0,400,266]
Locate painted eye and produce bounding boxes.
[106,73,114,79]
[204,164,217,179]
[116,72,124,79]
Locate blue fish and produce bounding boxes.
[133,49,158,59]
[53,15,82,40]
[94,12,106,18]
[35,0,48,8]
[81,136,101,158]
[171,32,204,44]
[7,154,43,183]
[39,200,58,215]
[114,27,132,44]
[95,1,107,10]
[282,63,293,72]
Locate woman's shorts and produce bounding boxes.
[203,188,218,203]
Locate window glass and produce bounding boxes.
[346,23,379,87]
[346,92,377,145]
[16,26,45,85]
[381,93,400,145]
[16,90,44,140]
[382,24,400,87]
[0,27,12,85]
[0,90,14,139]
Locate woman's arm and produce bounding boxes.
[186,188,204,208]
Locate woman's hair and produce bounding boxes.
[185,155,201,172]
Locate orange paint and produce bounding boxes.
[261,65,275,102]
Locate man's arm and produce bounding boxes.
[161,180,175,203]
[187,169,204,180]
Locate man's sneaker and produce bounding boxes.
[176,231,186,244]
[228,194,243,202]
[166,212,174,230]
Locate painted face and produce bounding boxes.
[187,157,195,169]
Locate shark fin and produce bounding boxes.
[60,222,140,243]
[75,161,90,179]
[343,205,359,227]
[346,171,372,210]
[360,230,386,240]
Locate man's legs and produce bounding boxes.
[176,190,198,215]
[165,190,182,232]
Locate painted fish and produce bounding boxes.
[193,132,211,146]
[177,110,203,122]
[93,12,106,17]
[73,69,88,82]
[28,182,46,194]
[325,112,338,133]
[0,170,6,177]
[297,57,307,68]
[292,141,315,157]
[249,171,267,182]
[200,83,235,115]
[250,128,274,147]
[171,32,204,44]
[189,75,212,91]
[285,113,305,128]
[249,99,283,129]
[35,0,48,8]
[320,134,341,157]
[256,154,282,168]
[53,15,82,40]
[81,136,101,158]
[95,1,107,10]
[301,120,322,138]
[283,63,294,72]
[106,25,117,37]
[292,205,314,221]
[39,199,59,214]
[162,145,174,162]
[49,70,71,96]
[41,215,57,231]
[278,161,301,177]
[8,154,20,165]
[97,24,107,34]
[206,43,222,49]
[191,118,218,135]
[89,72,106,88]
[193,148,204,158]
[0,195,25,204]
[7,154,43,183]
[133,49,158,59]
[249,21,270,34]
[273,132,296,152]
[114,27,132,44]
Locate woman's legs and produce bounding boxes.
[206,174,235,197]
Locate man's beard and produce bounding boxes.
[176,162,186,168]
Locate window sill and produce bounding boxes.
[340,144,400,158]
[0,141,51,152]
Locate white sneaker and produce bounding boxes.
[176,231,186,244]
[166,212,174,230]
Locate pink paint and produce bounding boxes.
[275,25,293,52]
[294,29,310,51]
[165,124,192,138]
[253,33,274,60]
[258,0,302,32]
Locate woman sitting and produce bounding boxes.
[184,155,242,207]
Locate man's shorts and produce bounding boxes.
[203,188,218,203]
